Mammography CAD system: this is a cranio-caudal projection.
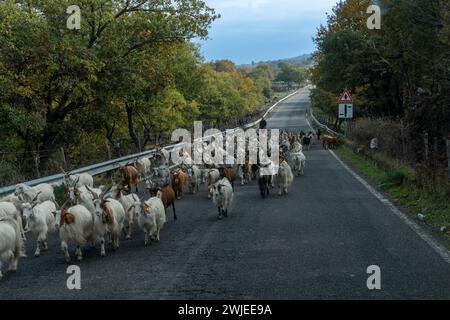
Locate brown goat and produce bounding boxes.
[243,160,252,183]
[322,135,339,150]
[149,185,177,221]
[171,169,188,200]
[120,166,139,193]
[223,167,236,188]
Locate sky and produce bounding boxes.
[196,0,338,64]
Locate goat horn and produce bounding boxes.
[31,191,42,203]
[85,186,99,200]
[100,185,113,199]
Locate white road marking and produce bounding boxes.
[299,89,450,265]
[329,150,450,265]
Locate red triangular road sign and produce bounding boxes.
[337,90,353,103]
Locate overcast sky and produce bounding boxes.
[197,0,338,64]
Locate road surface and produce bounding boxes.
[1,88,450,299]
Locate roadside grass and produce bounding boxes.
[310,106,328,118]
[335,144,450,242]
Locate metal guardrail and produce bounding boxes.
[0,89,301,197]
[307,108,339,136]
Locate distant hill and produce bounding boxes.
[239,54,313,69]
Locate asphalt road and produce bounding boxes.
[1,88,450,299]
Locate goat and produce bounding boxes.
[302,132,314,151]
[275,160,294,196]
[322,135,339,150]
[133,192,166,246]
[14,183,54,204]
[151,165,171,187]
[222,167,237,189]
[207,169,220,199]
[212,178,234,220]
[0,217,25,280]
[86,186,125,253]
[187,165,201,194]
[93,198,125,254]
[21,200,56,257]
[134,158,151,179]
[171,168,188,200]
[55,205,95,262]
[154,148,170,166]
[290,142,306,177]
[0,193,23,212]
[109,185,138,240]
[119,165,139,193]
[257,170,272,199]
[67,185,103,209]
[147,183,177,221]
[0,201,26,241]
[63,171,94,189]
[238,160,252,185]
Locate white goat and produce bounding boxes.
[275,160,294,196]
[212,178,234,220]
[15,183,55,204]
[134,158,151,179]
[133,192,166,246]
[65,173,94,188]
[0,193,23,211]
[56,205,95,262]
[290,142,306,177]
[0,217,25,280]
[0,201,26,241]
[187,165,201,194]
[109,185,139,240]
[93,198,125,254]
[68,185,103,208]
[21,200,56,257]
[207,169,221,199]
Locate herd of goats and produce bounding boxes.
[0,129,339,280]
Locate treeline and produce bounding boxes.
[310,0,450,182]
[0,0,305,186]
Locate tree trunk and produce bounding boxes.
[125,102,140,151]
[105,122,121,157]
[37,125,60,174]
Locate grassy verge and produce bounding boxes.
[335,143,450,242]
[273,91,292,99]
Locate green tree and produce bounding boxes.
[0,0,218,172]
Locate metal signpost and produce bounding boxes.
[337,89,354,137]
[337,89,353,119]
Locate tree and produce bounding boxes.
[276,63,308,89]
[311,0,450,170]
[0,0,218,171]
